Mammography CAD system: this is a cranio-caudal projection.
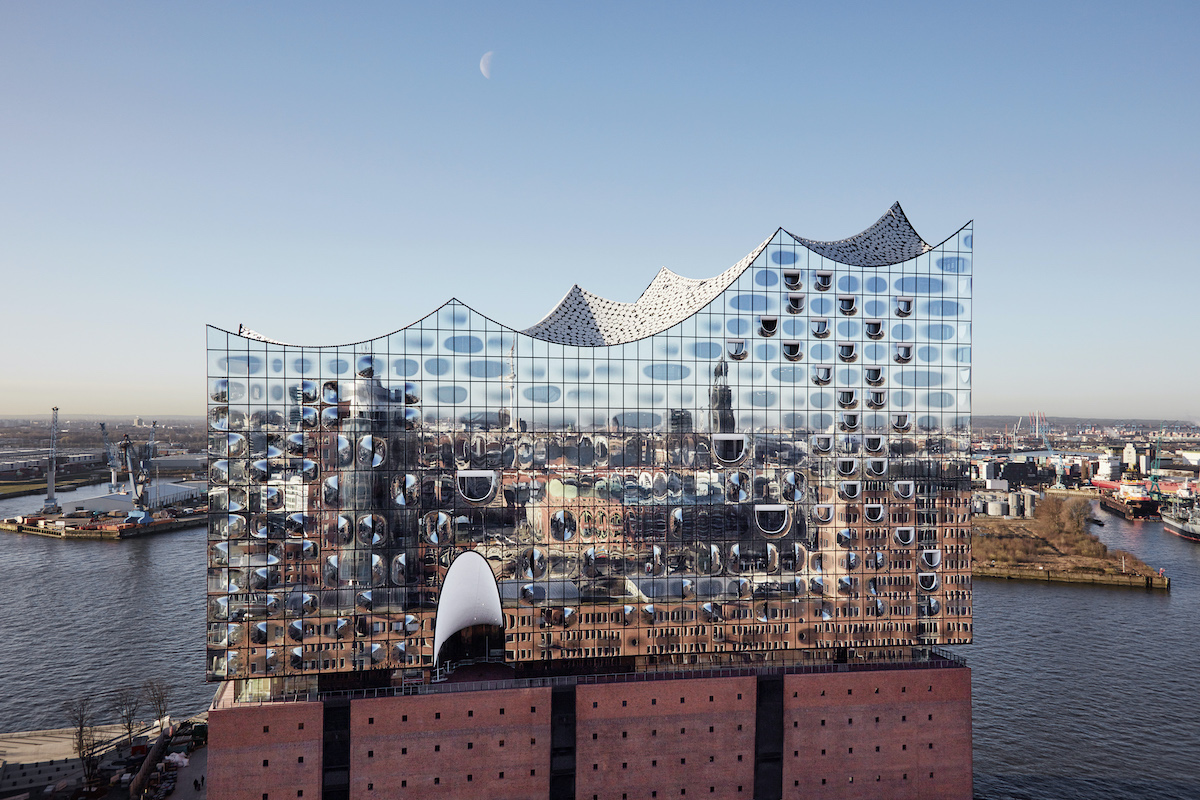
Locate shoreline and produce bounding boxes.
[971,497,1171,590]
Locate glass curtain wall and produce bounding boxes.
[206,221,973,692]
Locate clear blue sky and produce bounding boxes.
[2,2,1197,419]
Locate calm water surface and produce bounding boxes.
[959,501,1200,800]
[1,492,1197,799]
[0,488,210,732]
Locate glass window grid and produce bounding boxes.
[205,225,973,688]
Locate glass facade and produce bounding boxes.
[206,207,973,692]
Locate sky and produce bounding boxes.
[1,2,1197,419]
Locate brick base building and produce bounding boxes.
[209,653,970,800]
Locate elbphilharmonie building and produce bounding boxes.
[206,204,974,800]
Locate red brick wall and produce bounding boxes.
[573,677,759,800]
[208,701,324,800]
[349,687,552,799]
[782,667,972,800]
[206,664,971,800]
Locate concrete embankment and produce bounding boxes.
[975,565,1170,591]
[0,515,205,540]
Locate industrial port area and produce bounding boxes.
[967,413,1199,590]
[0,414,207,538]
[971,413,1200,522]
[5,411,1197,550]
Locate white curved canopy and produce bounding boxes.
[433,550,505,664]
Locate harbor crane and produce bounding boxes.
[98,422,121,493]
[1028,410,1049,440]
[119,428,153,521]
[42,407,60,514]
[1148,424,1166,500]
[1042,432,1066,489]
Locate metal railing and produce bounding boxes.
[214,646,967,708]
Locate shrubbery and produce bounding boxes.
[974,495,1151,573]
[1035,496,1108,558]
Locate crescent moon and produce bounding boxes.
[480,51,493,79]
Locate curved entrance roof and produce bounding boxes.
[432,550,505,664]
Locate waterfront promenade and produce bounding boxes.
[0,715,208,800]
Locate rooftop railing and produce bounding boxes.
[212,646,967,709]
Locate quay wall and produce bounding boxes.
[974,566,1169,591]
[0,516,205,540]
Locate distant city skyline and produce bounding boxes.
[2,2,1197,419]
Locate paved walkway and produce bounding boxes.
[1,711,212,800]
[0,723,154,798]
[0,723,138,764]
[170,744,208,800]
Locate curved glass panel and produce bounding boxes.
[207,211,973,686]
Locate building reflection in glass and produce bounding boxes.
[206,204,974,693]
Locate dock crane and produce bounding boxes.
[42,407,60,514]
[98,422,121,493]
[147,421,158,505]
[1042,432,1066,489]
[119,430,152,522]
[1148,424,1166,500]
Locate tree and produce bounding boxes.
[63,697,102,787]
[1059,496,1092,536]
[143,678,170,723]
[1033,494,1065,538]
[112,686,141,748]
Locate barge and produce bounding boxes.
[1098,478,1160,521]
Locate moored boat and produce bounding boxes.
[1098,475,1160,520]
[1161,498,1200,543]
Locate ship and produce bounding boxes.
[1098,475,1160,520]
[1161,486,1200,543]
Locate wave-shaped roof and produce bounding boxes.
[523,202,935,347]
[521,232,775,347]
[785,202,932,267]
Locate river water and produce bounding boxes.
[0,487,211,733]
[0,490,1197,799]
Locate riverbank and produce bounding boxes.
[971,499,1170,590]
[0,713,210,800]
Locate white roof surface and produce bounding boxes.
[522,203,932,346]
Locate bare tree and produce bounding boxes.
[111,686,141,748]
[143,678,171,723]
[63,697,102,787]
[1034,494,1065,538]
[1059,496,1092,536]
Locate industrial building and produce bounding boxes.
[205,203,974,799]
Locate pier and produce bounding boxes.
[0,515,206,540]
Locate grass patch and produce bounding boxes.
[973,496,1152,575]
